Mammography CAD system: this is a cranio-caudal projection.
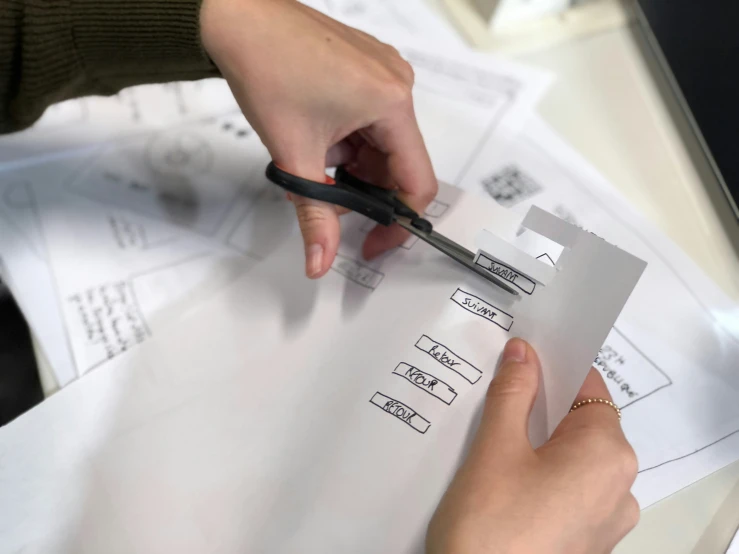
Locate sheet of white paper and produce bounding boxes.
[456,115,739,508]
[0,79,238,170]
[0,188,645,553]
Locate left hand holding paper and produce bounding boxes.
[426,338,639,554]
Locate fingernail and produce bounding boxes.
[306,244,324,278]
[502,338,527,364]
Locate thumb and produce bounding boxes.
[275,152,341,279]
[475,338,541,458]
[292,194,341,279]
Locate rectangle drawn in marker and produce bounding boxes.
[474,253,535,295]
[331,254,384,290]
[450,289,514,331]
[415,335,482,384]
[400,235,419,250]
[392,362,457,404]
[369,392,431,434]
[425,199,449,218]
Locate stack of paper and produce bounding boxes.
[0,1,738,550]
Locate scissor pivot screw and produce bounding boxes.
[411,218,433,233]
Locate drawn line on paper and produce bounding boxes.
[475,253,535,295]
[24,182,82,380]
[392,362,457,405]
[2,181,34,209]
[224,183,275,257]
[63,129,243,239]
[450,288,514,331]
[454,91,516,186]
[425,199,450,218]
[536,253,556,267]
[415,334,482,384]
[146,132,213,178]
[516,139,739,473]
[0,181,46,260]
[331,254,385,290]
[607,327,673,410]
[638,427,739,474]
[369,392,430,434]
[526,136,739,347]
[106,213,178,252]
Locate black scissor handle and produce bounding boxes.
[265,162,419,227]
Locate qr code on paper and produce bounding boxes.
[482,165,542,207]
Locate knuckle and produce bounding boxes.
[296,203,330,230]
[593,434,638,482]
[615,442,639,481]
[624,495,641,530]
[379,75,413,108]
[397,59,415,85]
[421,180,439,205]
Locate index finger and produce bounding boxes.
[362,108,438,259]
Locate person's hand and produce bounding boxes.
[200,0,437,278]
[427,338,639,554]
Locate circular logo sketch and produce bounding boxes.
[146,133,213,179]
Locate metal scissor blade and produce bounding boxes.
[395,217,519,296]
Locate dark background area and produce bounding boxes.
[0,280,43,426]
[637,0,739,219]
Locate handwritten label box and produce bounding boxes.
[331,254,384,290]
[370,392,431,434]
[474,253,536,295]
[392,362,457,404]
[424,199,449,218]
[596,327,672,408]
[415,335,482,384]
[450,289,514,331]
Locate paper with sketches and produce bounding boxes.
[0,152,258,385]
[456,115,739,508]
[0,188,645,552]
[0,79,238,170]
[35,167,257,377]
[0,38,550,386]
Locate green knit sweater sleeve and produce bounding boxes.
[0,0,220,134]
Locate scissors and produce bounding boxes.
[265,162,518,296]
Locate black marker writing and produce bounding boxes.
[415,335,482,384]
[474,254,536,295]
[331,254,384,290]
[369,392,431,434]
[392,363,457,404]
[450,289,514,331]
